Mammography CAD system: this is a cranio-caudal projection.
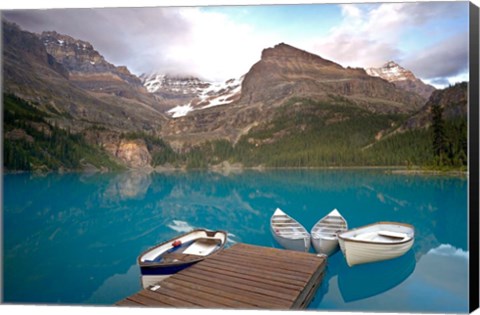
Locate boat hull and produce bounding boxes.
[339,237,414,266]
[338,222,414,267]
[312,237,339,256]
[310,209,348,256]
[140,261,197,275]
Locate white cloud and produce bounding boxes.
[428,244,469,260]
[307,2,468,86]
[161,8,278,81]
[4,7,281,82]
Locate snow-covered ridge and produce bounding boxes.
[141,73,244,118]
[141,73,208,94]
[366,61,415,82]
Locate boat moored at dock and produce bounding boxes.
[138,229,227,288]
[338,222,414,267]
[270,208,310,252]
[311,209,348,255]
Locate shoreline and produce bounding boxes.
[2,165,468,177]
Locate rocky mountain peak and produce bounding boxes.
[237,43,425,112]
[366,61,416,82]
[366,61,435,99]
[40,31,141,86]
[41,31,104,70]
[261,43,342,69]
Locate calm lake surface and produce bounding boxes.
[3,169,469,312]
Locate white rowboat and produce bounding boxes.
[311,209,348,255]
[338,222,414,267]
[270,208,310,252]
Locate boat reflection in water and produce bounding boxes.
[337,249,416,302]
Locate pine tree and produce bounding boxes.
[431,104,447,159]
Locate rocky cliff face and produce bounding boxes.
[366,61,436,99]
[83,130,152,169]
[41,32,141,85]
[3,21,166,134]
[40,31,161,103]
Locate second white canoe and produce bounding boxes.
[311,209,348,255]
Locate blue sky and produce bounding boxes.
[2,1,471,87]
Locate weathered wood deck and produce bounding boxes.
[117,243,327,309]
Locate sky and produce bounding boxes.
[0,0,473,88]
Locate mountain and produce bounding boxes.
[3,22,466,171]
[160,43,427,147]
[363,82,468,168]
[238,44,426,112]
[396,82,467,132]
[3,21,170,171]
[3,21,166,132]
[366,61,436,99]
[140,73,243,117]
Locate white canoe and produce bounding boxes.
[311,209,348,255]
[338,222,414,267]
[270,208,310,252]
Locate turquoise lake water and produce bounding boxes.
[3,170,469,312]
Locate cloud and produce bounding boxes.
[3,7,278,82]
[403,33,468,81]
[308,2,468,85]
[2,2,469,86]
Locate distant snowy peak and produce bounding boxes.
[141,73,244,118]
[366,61,436,99]
[140,73,209,94]
[167,76,244,118]
[366,61,416,82]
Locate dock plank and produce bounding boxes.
[117,243,326,309]
[167,276,286,308]
[201,258,309,285]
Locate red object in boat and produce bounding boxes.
[172,240,182,247]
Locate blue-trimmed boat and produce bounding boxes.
[138,229,227,288]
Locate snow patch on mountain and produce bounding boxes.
[142,73,244,118]
[167,103,194,118]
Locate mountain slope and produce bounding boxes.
[364,83,467,167]
[366,61,436,99]
[395,82,467,132]
[3,21,166,133]
[2,21,170,170]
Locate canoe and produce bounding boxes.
[338,222,414,267]
[138,229,227,288]
[270,208,310,252]
[311,209,348,255]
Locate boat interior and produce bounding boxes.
[272,215,309,237]
[312,216,347,239]
[142,235,224,264]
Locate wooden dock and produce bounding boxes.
[117,243,326,309]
